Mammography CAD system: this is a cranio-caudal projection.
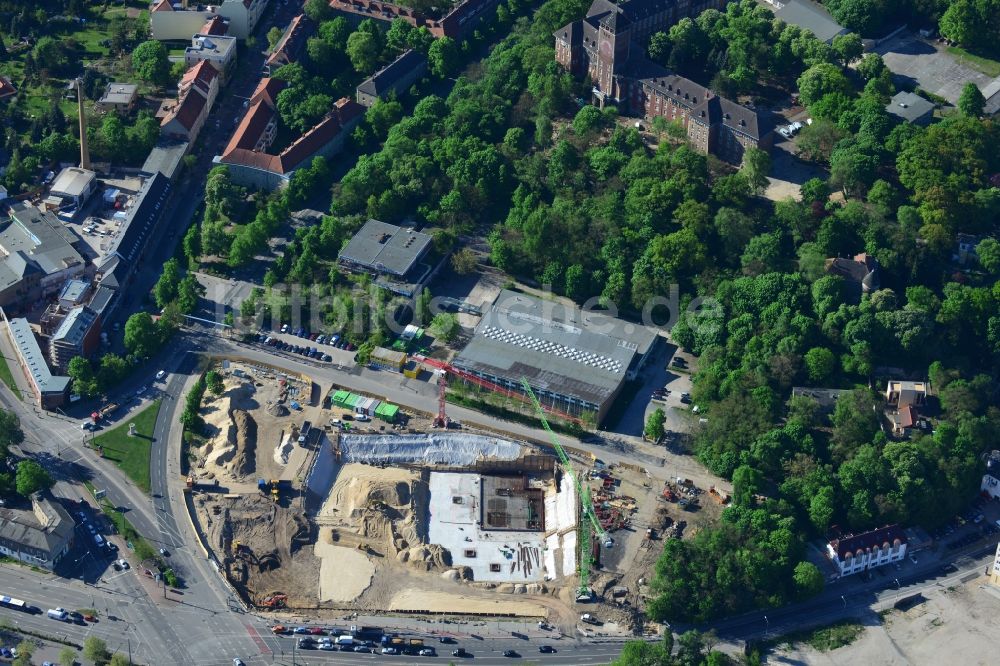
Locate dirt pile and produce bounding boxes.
[396,543,452,571]
[231,409,257,476]
[195,494,320,608]
[319,464,428,551]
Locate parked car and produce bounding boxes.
[308,627,325,635]
[539,645,556,653]
[292,627,309,634]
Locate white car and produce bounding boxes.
[117,559,130,570]
[355,414,371,422]
[156,370,166,381]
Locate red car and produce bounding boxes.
[308,627,326,636]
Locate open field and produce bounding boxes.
[769,577,1000,665]
[92,399,160,493]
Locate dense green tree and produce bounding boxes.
[68,357,100,398]
[958,82,986,117]
[428,36,460,77]
[346,31,379,74]
[797,63,851,107]
[792,561,824,598]
[124,312,161,359]
[645,408,666,442]
[741,147,771,193]
[15,460,53,496]
[804,346,836,382]
[154,258,181,308]
[131,40,170,85]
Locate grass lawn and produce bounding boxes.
[92,399,161,493]
[946,46,1000,78]
[0,355,23,400]
[770,620,866,652]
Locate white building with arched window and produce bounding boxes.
[827,525,908,578]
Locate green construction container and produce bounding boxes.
[375,402,399,422]
[331,390,351,406]
[344,393,361,407]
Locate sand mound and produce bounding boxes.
[231,410,257,477]
[396,543,451,571]
[322,464,419,520]
[273,432,292,466]
[267,403,289,417]
[314,531,375,603]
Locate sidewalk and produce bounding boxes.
[0,328,31,401]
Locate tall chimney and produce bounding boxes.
[77,77,91,171]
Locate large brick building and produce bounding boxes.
[554,0,771,162]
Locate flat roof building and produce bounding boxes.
[770,0,848,44]
[0,493,75,570]
[185,33,237,83]
[337,219,436,297]
[452,290,660,424]
[2,312,70,409]
[97,82,138,113]
[49,167,97,208]
[0,205,86,312]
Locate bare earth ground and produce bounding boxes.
[770,578,1000,666]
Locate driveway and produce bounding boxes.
[763,134,828,202]
[873,30,999,105]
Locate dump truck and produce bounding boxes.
[257,479,268,494]
[580,613,601,625]
[351,625,383,642]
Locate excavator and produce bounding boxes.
[259,592,287,609]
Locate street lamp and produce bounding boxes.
[841,595,847,608]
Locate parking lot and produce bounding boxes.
[253,327,358,366]
[874,30,998,105]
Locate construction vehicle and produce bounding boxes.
[708,486,730,504]
[521,379,612,603]
[186,476,194,488]
[260,593,287,609]
[580,613,601,625]
[270,479,280,502]
[258,479,268,494]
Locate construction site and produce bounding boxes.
[184,360,706,632]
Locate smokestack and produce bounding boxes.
[77,77,91,171]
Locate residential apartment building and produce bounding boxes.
[0,493,75,570]
[49,306,101,372]
[356,49,427,107]
[216,78,364,190]
[264,14,311,75]
[553,0,772,163]
[161,61,220,142]
[827,525,908,577]
[185,33,237,83]
[150,0,268,40]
